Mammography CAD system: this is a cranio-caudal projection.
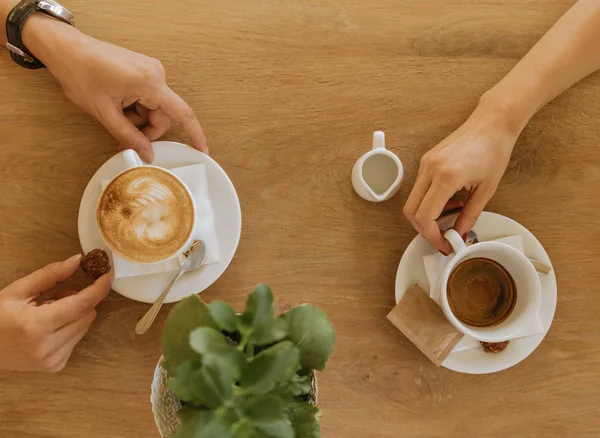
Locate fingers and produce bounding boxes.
[46,320,93,373]
[414,180,457,254]
[453,185,494,236]
[142,109,171,141]
[124,106,149,128]
[47,354,70,374]
[40,272,113,331]
[52,289,80,301]
[135,102,150,121]
[157,86,207,153]
[100,105,154,163]
[405,166,467,254]
[36,288,79,307]
[49,310,96,357]
[403,172,431,225]
[11,255,81,301]
[122,104,169,153]
[443,198,465,213]
[404,171,450,253]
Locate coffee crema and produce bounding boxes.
[97,167,194,263]
[447,257,517,327]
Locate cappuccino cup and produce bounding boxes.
[96,150,196,264]
[439,230,541,343]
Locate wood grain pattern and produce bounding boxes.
[1,0,600,436]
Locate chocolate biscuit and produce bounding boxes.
[81,249,111,279]
[480,340,509,353]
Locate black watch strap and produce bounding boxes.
[6,0,45,69]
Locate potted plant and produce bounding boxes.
[151,284,336,438]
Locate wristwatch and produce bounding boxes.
[5,0,74,69]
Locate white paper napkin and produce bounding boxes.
[101,163,220,279]
[423,235,544,352]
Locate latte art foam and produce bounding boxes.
[98,167,195,263]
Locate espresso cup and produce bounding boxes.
[96,150,196,264]
[439,229,541,342]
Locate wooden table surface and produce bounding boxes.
[1,0,600,436]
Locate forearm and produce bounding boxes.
[1,0,86,80]
[482,0,600,134]
[0,0,17,43]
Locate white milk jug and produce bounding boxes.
[352,131,403,202]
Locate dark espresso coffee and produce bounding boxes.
[447,258,517,327]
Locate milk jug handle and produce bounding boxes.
[372,131,386,150]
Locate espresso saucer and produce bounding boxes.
[77,141,242,304]
[395,212,557,374]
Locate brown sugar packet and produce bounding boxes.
[387,284,464,367]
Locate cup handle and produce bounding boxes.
[123,149,145,168]
[372,131,385,150]
[444,229,466,254]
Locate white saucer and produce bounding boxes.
[395,212,557,374]
[78,141,242,304]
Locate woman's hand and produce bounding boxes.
[403,102,519,254]
[404,0,600,254]
[0,255,112,373]
[22,14,206,162]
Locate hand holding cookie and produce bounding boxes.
[0,254,113,372]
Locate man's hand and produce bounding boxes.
[0,255,113,373]
[22,14,207,162]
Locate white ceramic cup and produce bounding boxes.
[352,131,403,202]
[96,149,196,264]
[439,229,542,342]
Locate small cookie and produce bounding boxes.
[81,249,111,279]
[480,341,509,354]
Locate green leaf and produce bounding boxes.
[162,295,218,376]
[189,356,236,409]
[240,284,274,331]
[230,417,255,438]
[166,359,202,403]
[251,316,288,346]
[169,356,236,409]
[288,403,320,438]
[238,395,285,422]
[254,420,294,438]
[175,404,202,424]
[172,406,206,438]
[241,341,300,395]
[283,304,335,371]
[276,373,313,398]
[173,406,234,438]
[221,404,242,426]
[189,327,245,379]
[189,327,229,354]
[208,301,238,332]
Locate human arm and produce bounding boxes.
[403,0,600,253]
[1,0,207,161]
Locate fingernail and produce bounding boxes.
[67,254,82,263]
[141,151,153,163]
[96,271,115,285]
[461,233,467,242]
